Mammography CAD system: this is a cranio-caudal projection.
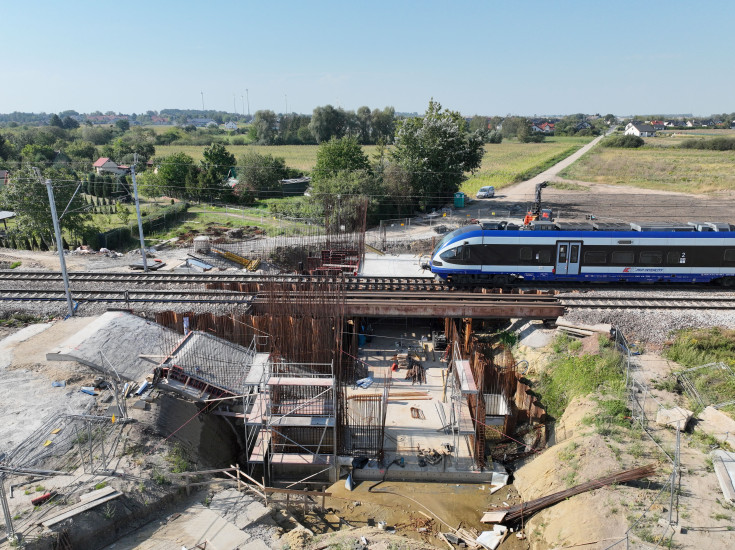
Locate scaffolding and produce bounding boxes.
[245,359,337,484]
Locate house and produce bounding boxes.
[93,157,128,175]
[625,122,656,137]
[531,123,544,133]
[223,121,238,130]
[575,121,592,131]
[188,118,218,128]
[532,122,555,133]
[686,120,695,127]
[649,120,665,131]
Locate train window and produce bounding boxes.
[611,251,635,264]
[570,245,579,263]
[537,250,551,263]
[519,247,532,261]
[558,245,567,263]
[440,245,466,262]
[584,251,607,264]
[639,251,663,265]
[725,249,735,262]
[667,251,686,264]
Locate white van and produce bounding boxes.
[476,186,495,199]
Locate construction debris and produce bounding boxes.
[492,464,656,523]
[655,406,693,429]
[712,449,735,503]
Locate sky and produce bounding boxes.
[2,0,734,117]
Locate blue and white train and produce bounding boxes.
[427,220,735,286]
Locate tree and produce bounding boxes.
[62,116,80,130]
[469,115,489,134]
[309,105,347,143]
[199,143,235,201]
[312,137,370,183]
[253,110,277,144]
[356,106,372,144]
[49,114,64,128]
[64,140,97,161]
[114,119,130,132]
[371,107,396,143]
[151,152,197,198]
[391,100,485,211]
[0,165,91,249]
[235,152,289,199]
[116,201,132,225]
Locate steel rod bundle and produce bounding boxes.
[498,464,656,523]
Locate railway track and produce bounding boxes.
[0,288,253,305]
[559,295,735,309]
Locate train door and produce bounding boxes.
[556,241,582,276]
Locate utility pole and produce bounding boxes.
[130,154,148,272]
[241,95,245,116]
[35,169,74,317]
[201,91,205,111]
[245,89,250,117]
[234,94,237,114]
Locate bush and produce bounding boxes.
[602,135,645,148]
[680,137,735,151]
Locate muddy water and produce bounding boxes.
[301,479,530,549]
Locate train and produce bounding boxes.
[426,220,735,286]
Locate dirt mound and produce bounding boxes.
[514,397,627,548]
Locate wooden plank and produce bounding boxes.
[480,511,507,523]
[78,486,117,503]
[42,492,122,527]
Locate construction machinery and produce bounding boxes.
[523,181,553,225]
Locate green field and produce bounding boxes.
[559,139,735,193]
[460,136,592,195]
[156,137,592,191]
[155,144,382,172]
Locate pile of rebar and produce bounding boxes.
[498,464,656,523]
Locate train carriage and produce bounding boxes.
[428,221,735,286]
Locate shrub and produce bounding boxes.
[602,135,644,148]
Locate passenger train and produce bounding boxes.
[426,220,735,286]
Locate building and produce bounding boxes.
[224,121,238,130]
[93,157,128,175]
[625,122,656,137]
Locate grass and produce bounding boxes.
[536,335,625,419]
[558,441,579,462]
[154,143,382,172]
[559,133,735,193]
[166,443,189,474]
[462,136,592,195]
[94,481,108,490]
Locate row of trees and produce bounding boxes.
[249,105,397,146]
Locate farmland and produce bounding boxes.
[462,136,592,195]
[559,135,735,193]
[155,136,593,192]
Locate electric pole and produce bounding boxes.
[130,154,148,272]
[35,169,74,317]
[201,91,205,111]
[246,89,250,117]
[241,95,245,116]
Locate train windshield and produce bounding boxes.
[431,225,479,259]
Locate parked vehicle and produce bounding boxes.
[476,186,495,199]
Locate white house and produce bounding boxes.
[224,121,238,130]
[624,122,656,137]
[93,157,128,175]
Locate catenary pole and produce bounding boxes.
[40,173,74,317]
[130,155,148,272]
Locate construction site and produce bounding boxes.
[2,198,735,550]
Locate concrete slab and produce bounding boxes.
[47,311,178,381]
[655,406,693,430]
[712,450,735,503]
[208,489,271,530]
[181,506,251,549]
[698,406,735,446]
[517,321,554,349]
[358,253,432,278]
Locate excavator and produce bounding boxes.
[523,181,554,226]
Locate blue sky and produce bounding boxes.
[2,0,733,116]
